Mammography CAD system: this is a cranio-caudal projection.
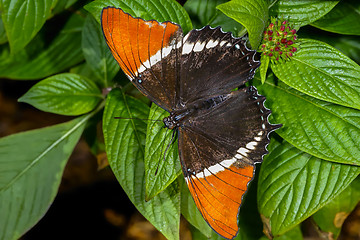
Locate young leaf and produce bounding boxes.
[269,0,339,28]
[271,39,360,110]
[103,89,181,240]
[217,0,269,49]
[184,0,245,34]
[260,54,270,84]
[1,0,58,53]
[311,0,360,36]
[145,103,181,200]
[82,15,119,87]
[85,0,193,33]
[254,75,360,166]
[0,116,88,240]
[257,138,360,236]
[312,177,360,239]
[0,13,84,80]
[19,73,103,116]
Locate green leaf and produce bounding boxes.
[298,29,360,64]
[0,13,84,80]
[85,0,193,33]
[311,0,360,36]
[180,178,213,238]
[0,17,7,44]
[1,0,58,53]
[82,15,119,87]
[254,74,360,165]
[257,138,360,236]
[260,54,270,84]
[217,0,269,49]
[184,0,245,34]
[103,89,180,240]
[145,104,181,200]
[50,0,77,16]
[273,225,303,240]
[312,177,360,239]
[269,0,339,28]
[18,73,103,116]
[0,116,87,240]
[271,39,360,110]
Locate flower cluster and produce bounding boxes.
[260,17,298,62]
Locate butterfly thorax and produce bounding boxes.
[163,94,230,130]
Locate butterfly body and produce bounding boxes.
[101,7,280,239]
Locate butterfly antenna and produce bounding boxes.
[114,117,162,123]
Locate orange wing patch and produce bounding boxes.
[101,7,181,79]
[187,165,254,239]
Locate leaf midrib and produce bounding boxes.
[0,113,90,193]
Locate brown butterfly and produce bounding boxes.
[101,7,280,239]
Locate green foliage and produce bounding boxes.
[217,0,269,48]
[0,0,359,239]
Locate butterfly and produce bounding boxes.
[101,7,280,239]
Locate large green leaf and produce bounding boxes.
[298,29,360,64]
[0,116,88,240]
[85,0,193,33]
[269,0,339,28]
[312,177,360,239]
[0,0,58,53]
[184,0,245,35]
[257,138,360,236]
[0,13,84,80]
[271,39,360,110]
[82,15,119,87]
[254,75,360,165]
[311,0,360,36]
[103,89,180,240]
[144,104,181,200]
[217,0,269,49]
[18,73,103,116]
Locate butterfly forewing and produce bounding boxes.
[101,7,183,111]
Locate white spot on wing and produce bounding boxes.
[254,136,262,141]
[238,147,249,156]
[193,41,205,52]
[136,45,174,74]
[219,41,227,47]
[208,163,225,173]
[246,141,257,150]
[182,42,194,54]
[206,39,218,49]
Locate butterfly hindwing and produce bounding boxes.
[178,87,279,239]
[101,7,183,111]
